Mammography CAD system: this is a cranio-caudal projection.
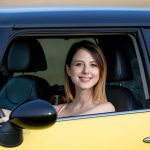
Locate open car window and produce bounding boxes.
[9,33,148,119]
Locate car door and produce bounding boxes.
[22,111,150,150]
[1,111,150,150]
[1,32,150,150]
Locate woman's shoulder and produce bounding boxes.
[102,102,115,111]
[94,102,115,113]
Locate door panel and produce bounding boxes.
[2,111,150,150]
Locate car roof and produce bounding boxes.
[0,6,150,28]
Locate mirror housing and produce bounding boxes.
[10,99,57,129]
[0,99,57,147]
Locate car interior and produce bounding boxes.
[0,37,51,110]
[0,34,146,114]
[98,36,142,111]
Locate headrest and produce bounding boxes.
[104,48,133,82]
[98,36,133,82]
[7,38,47,72]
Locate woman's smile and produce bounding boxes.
[79,76,92,82]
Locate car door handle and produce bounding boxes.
[143,137,150,143]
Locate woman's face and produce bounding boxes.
[66,48,100,90]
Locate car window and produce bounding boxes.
[8,33,147,117]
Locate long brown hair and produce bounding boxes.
[64,40,107,103]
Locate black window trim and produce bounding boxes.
[5,27,150,120]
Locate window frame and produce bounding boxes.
[4,27,150,120]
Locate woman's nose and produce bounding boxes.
[82,65,89,74]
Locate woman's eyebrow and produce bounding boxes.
[90,61,97,63]
[72,60,97,63]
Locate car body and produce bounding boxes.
[0,6,150,150]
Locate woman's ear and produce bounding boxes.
[66,65,71,76]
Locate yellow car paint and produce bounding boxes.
[1,111,150,150]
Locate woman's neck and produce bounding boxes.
[72,88,94,107]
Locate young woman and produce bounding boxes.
[55,40,115,117]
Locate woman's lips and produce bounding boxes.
[79,76,92,82]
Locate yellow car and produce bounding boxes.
[0,6,150,150]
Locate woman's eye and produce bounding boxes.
[75,63,83,66]
[91,63,98,67]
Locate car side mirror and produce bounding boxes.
[10,99,57,129]
[0,99,57,147]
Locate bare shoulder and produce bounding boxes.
[100,102,115,112]
[92,102,115,114]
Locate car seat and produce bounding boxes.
[0,37,51,110]
[49,84,65,105]
[104,47,142,111]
